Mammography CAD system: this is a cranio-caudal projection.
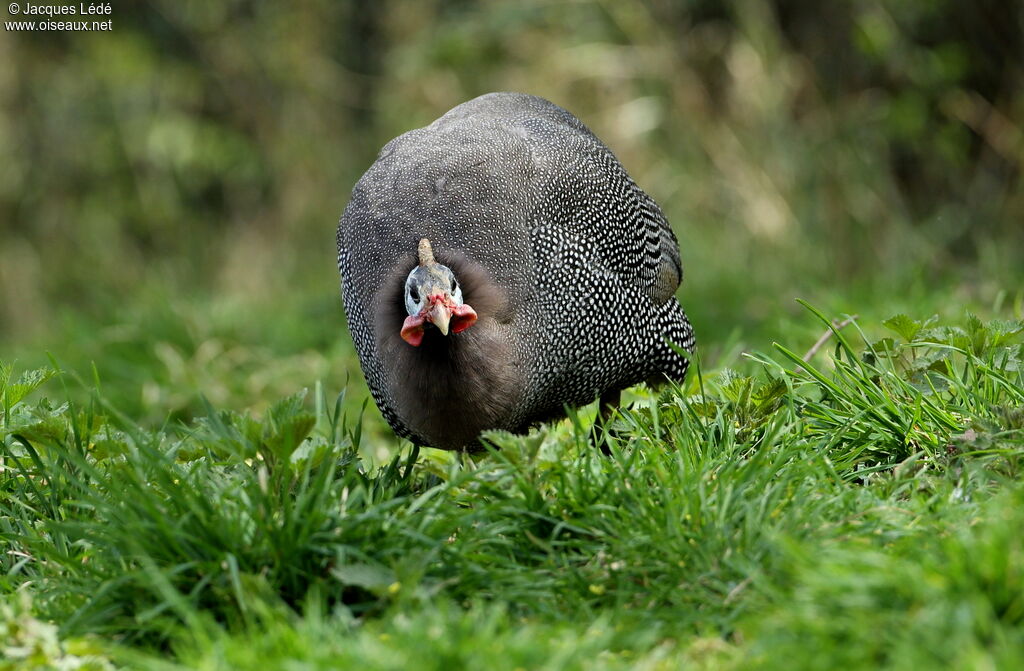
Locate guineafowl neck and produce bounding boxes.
[371,251,523,449]
[388,321,523,450]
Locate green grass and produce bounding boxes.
[2,2,1022,667]
[2,299,1023,669]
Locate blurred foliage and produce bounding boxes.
[1,0,1022,363]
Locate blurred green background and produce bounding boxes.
[1,0,1022,444]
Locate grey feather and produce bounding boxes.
[337,92,696,450]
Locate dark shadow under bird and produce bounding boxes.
[337,92,695,451]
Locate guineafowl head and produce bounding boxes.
[399,238,478,346]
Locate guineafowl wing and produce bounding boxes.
[452,93,685,306]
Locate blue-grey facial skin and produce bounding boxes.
[404,264,463,319]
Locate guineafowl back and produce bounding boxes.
[338,92,695,450]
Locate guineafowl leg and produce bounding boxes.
[593,389,622,455]
[599,389,621,422]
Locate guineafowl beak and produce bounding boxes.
[425,296,479,336]
[400,294,477,346]
[427,297,452,336]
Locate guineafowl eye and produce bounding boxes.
[404,272,424,316]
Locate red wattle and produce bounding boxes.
[400,315,425,346]
[450,303,478,333]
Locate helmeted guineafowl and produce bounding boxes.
[337,92,695,450]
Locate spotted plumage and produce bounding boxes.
[337,92,695,450]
